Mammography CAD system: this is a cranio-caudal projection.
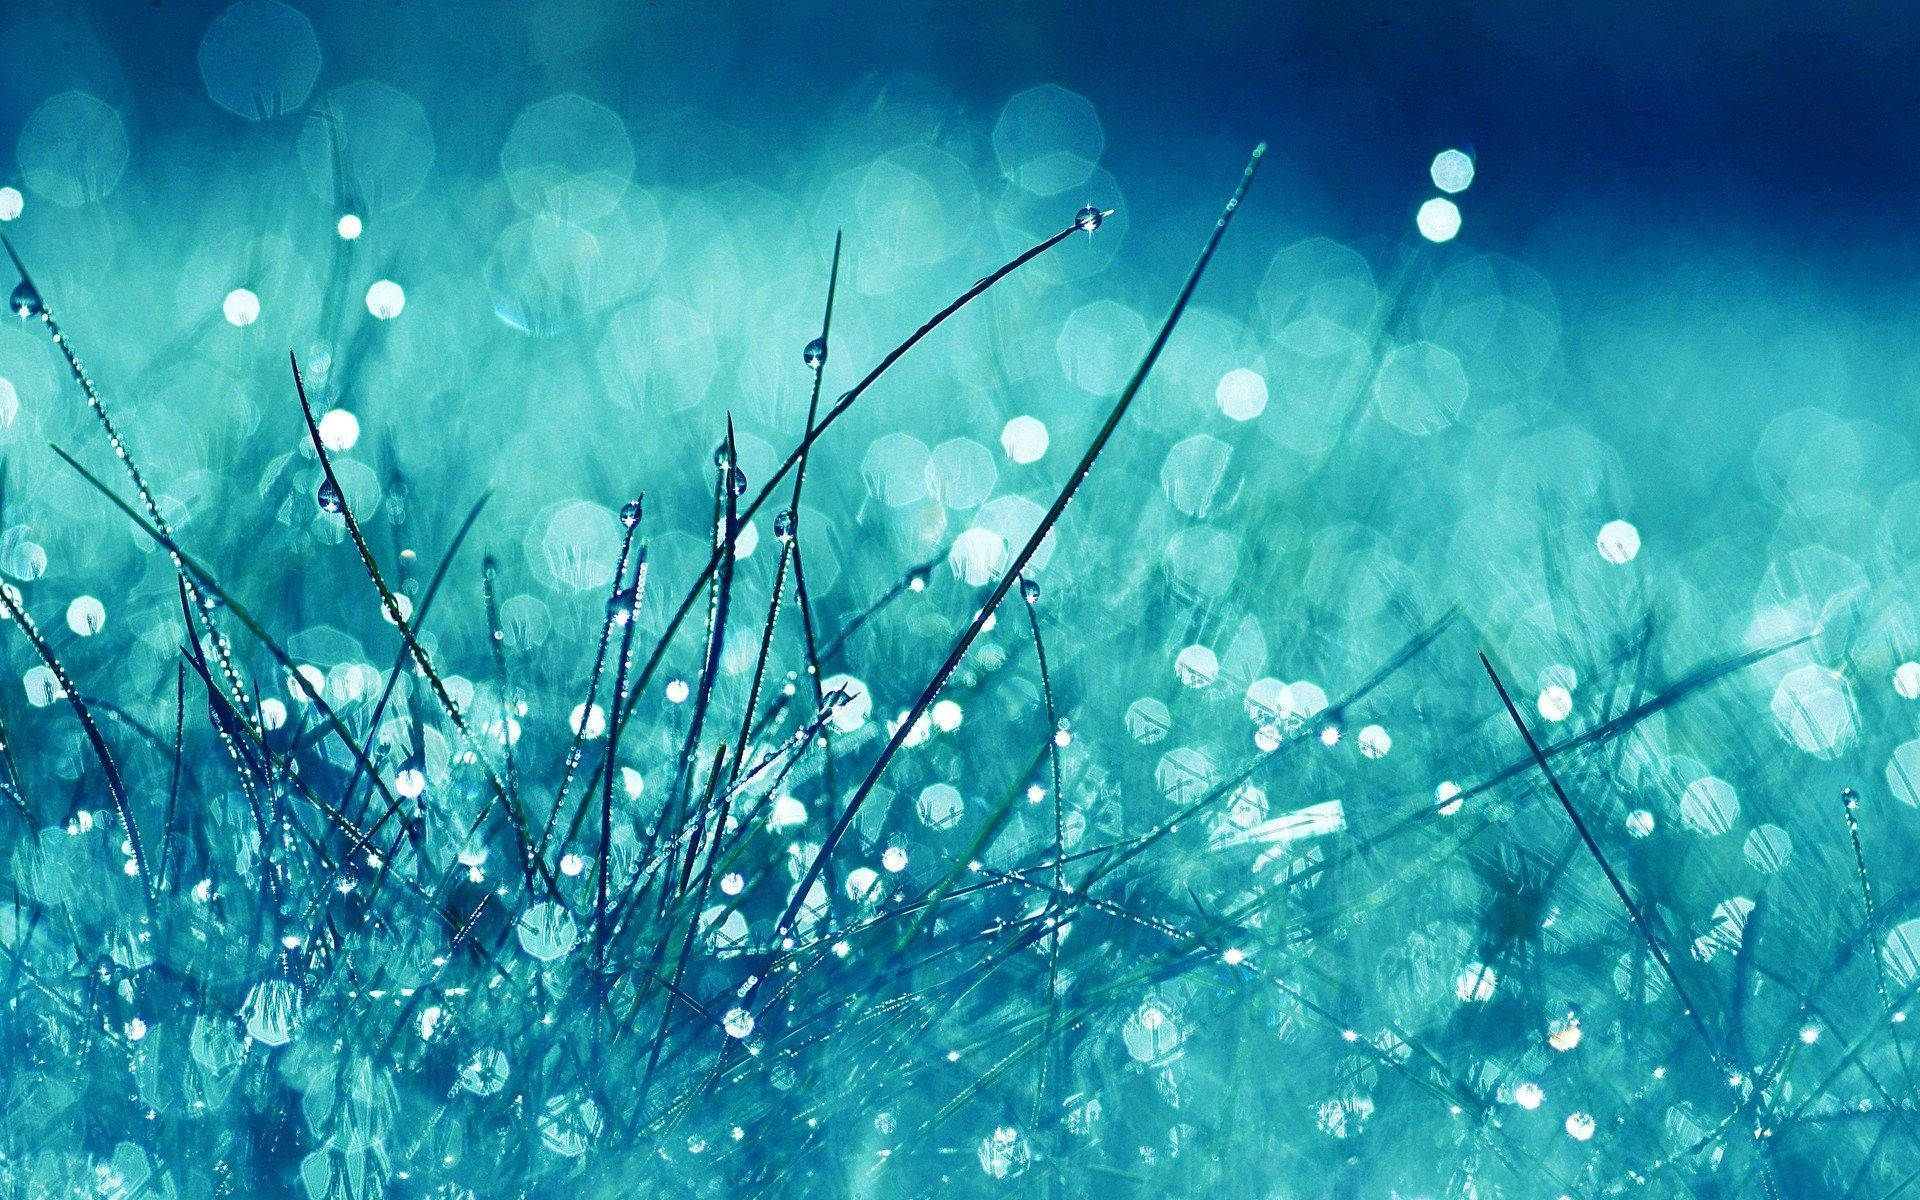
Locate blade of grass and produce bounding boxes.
[771,144,1268,945]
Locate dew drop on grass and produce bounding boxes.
[10,280,43,319]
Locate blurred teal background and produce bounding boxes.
[3,2,1920,1198]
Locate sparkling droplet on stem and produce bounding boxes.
[10,279,42,319]
[606,586,638,623]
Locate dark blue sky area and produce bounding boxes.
[779,0,1920,253]
[43,0,1920,268]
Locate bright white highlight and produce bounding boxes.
[1000,416,1049,464]
[223,288,260,326]
[1430,149,1475,193]
[366,279,405,319]
[1416,197,1461,243]
[65,595,105,636]
[1596,519,1640,564]
[1216,367,1269,421]
[318,409,360,451]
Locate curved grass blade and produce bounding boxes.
[771,144,1268,944]
[598,219,1088,762]
[0,584,155,916]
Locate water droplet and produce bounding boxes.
[619,499,642,528]
[1075,205,1104,233]
[10,279,42,319]
[773,509,795,542]
[1318,710,1343,747]
[803,336,827,370]
[1019,577,1040,604]
[606,586,638,623]
[711,445,747,495]
[316,479,344,514]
